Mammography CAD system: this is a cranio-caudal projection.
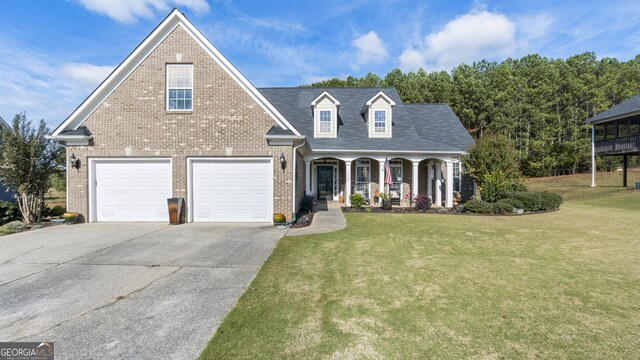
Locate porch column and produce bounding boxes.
[591,125,596,188]
[445,161,454,208]
[305,160,311,195]
[411,160,419,204]
[426,162,433,201]
[435,162,442,206]
[378,159,385,197]
[345,160,352,206]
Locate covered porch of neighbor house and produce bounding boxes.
[302,153,472,208]
[590,114,640,187]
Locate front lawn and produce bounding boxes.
[200,171,640,359]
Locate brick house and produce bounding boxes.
[48,9,474,223]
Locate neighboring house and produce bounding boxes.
[585,93,640,187]
[0,116,16,202]
[47,9,474,223]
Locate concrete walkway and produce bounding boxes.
[287,208,347,236]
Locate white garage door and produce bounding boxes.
[190,158,272,222]
[93,159,172,222]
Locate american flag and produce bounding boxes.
[384,156,392,185]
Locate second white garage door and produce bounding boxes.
[189,158,273,222]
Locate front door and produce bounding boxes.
[316,166,333,200]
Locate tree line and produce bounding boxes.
[306,52,640,177]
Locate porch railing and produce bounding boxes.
[595,134,640,155]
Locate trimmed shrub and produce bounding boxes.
[43,205,66,218]
[539,191,563,210]
[493,199,515,214]
[413,193,432,212]
[462,199,493,214]
[349,193,365,209]
[499,197,524,210]
[0,201,21,225]
[511,191,562,212]
[299,195,315,214]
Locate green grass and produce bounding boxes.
[200,171,640,359]
[45,188,66,208]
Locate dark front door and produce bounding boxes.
[316,166,333,200]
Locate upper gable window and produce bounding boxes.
[373,110,387,133]
[319,110,332,134]
[167,64,193,111]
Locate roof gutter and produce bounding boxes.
[310,149,466,154]
[45,135,92,146]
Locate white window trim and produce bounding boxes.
[318,109,333,135]
[369,108,391,138]
[355,160,371,200]
[314,107,337,138]
[373,110,387,134]
[389,160,403,198]
[453,162,462,193]
[166,64,193,112]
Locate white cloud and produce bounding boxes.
[351,31,389,69]
[61,63,115,88]
[0,36,114,128]
[76,0,210,23]
[398,9,518,71]
[399,48,426,72]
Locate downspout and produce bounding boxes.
[290,139,306,223]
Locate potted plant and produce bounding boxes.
[63,212,80,224]
[380,193,392,210]
[339,195,345,203]
[374,190,380,204]
[273,213,286,224]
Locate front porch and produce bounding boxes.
[303,154,472,209]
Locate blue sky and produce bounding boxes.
[1,0,639,128]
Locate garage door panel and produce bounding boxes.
[94,160,172,222]
[191,159,272,222]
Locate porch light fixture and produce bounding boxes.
[279,153,286,170]
[69,153,81,170]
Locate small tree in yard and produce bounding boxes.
[0,114,62,223]
[462,135,525,202]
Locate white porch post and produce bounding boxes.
[411,160,419,204]
[591,125,596,187]
[305,160,311,194]
[445,161,454,208]
[345,160,352,206]
[378,159,385,198]
[426,162,433,201]
[435,163,442,206]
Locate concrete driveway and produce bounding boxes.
[0,222,286,359]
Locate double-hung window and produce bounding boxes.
[167,64,193,111]
[374,110,386,133]
[319,110,332,134]
[453,163,461,192]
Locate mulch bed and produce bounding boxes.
[341,206,558,216]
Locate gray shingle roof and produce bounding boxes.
[586,93,640,123]
[59,126,92,136]
[258,87,473,152]
[266,125,295,136]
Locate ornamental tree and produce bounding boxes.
[0,113,62,223]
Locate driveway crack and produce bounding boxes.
[13,266,183,341]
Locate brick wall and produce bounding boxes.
[66,25,294,221]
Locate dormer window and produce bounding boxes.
[319,110,332,134]
[374,110,387,133]
[363,91,395,138]
[311,91,340,138]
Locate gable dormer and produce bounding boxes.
[311,91,340,138]
[362,91,395,138]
